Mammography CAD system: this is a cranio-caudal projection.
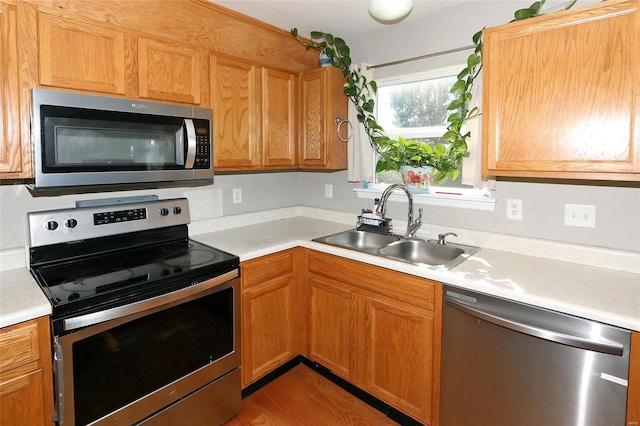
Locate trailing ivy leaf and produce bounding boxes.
[310,31,323,38]
[472,29,483,44]
[338,45,350,56]
[449,169,460,182]
[324,33,334,43]
[447,112,462,123]
[447,99,463,111]
[291,28,298,36]
[467,53,481,68]
[457,68,470,80]
[369,80,377,93]
[325,47,334,57]
[515,9,533,19]
[450,79,467,95]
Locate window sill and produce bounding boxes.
[353,186,496,211]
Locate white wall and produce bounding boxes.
[0,172,301,250]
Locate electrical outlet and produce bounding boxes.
[564,204,596,228]
[506,199,522,220]
[325,184,333,199]
[232,188,242,204]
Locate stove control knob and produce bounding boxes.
[159,208,169,216]
[45,221,58,231]
[172,206,182,215]
[65,218,78,229]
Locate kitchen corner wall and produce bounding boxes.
[0,172,302,251]
[299,170,640,253]
[298,0,639,254]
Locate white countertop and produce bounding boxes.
[0,267,52,328]
[193,217,640,332]
[1,216,639,332]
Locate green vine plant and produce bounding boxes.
[291,0,577,184]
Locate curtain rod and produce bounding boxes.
[367,44,476,70]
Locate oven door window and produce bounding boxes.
[71,287,234,426]
[41,105,186,172]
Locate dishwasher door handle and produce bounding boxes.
[445,297,624,356]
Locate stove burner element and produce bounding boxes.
[162,249,216,267]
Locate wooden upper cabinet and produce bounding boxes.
[299,66,348,170]
[0,2,28,177]
[38,12,127,95]
[138,37,203,104]
[262,68,297,167]
[211,55,261,168]
[482,0,639,181]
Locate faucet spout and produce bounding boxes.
[376,184,423,238]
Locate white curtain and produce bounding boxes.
[461,70,484,188]
[347,63,375,183]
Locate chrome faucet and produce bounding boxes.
[376,184,423,238]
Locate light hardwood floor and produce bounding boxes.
[224,365,399,425]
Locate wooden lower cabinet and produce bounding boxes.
[0,316,54,425]
[362,293,435,423]
[308,275,358,382]
[306,250,441,426]
[240,248,306,388]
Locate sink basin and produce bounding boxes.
[314,230,401,252]
[313,229,479,270]
[379,239,465,267]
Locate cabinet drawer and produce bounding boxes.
[307,250,435,311]
[242,250,294,289]
[0,321,40,374]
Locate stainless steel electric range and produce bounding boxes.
[27,196,241,426]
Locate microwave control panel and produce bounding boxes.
[193,120,210,169]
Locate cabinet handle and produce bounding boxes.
[336,117,352,142]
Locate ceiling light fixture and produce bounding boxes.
[368,0,413,22]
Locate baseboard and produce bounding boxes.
[241,355,424,426]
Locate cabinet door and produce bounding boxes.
[38,12,126,94]
[211,55,261,168]
[138,37,202,104]
[299,66,347,170]
[308,275,358,382]
[0,369,47,426]
[0,2,26,176]
[0,316,53,426]
[482,0,639,180]
[242,275,295,386]
[361,293,435,424]
[262,68,297,166]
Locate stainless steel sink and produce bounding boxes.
[317,230,402,253]
[313,229,479,270]
[379,239,466,268]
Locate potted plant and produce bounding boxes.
[291,0,575,185]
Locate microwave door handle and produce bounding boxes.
[183,118,197,168]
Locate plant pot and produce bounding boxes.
[400,165,433,192]
[318,49,334,67]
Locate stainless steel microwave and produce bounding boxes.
[30,88,213,190]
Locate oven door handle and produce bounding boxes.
[63,269,238,332]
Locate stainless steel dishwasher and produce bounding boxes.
[440,285,631,426]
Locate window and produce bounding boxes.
[375,66,467,188]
